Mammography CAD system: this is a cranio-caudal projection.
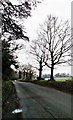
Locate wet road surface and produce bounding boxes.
[13,81,72,119]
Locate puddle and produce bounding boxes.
[12,109,22,114]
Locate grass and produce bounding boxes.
[2,80,23,120]
[44,77,71,82]
[18,77,73,94]
[30,78,73,94]
[2,80,13,105]
[0,81,2,100]
[55,77,71,82]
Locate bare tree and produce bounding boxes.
[37,15,72,80]
[30,38,46,80]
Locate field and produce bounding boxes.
[45,77,71,82]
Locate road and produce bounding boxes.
[13,81,72,119]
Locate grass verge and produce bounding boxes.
[2,80,23,120]
[30,79,73,94]
[2,80,13,105]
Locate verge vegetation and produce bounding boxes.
[2,80,13,105]
[2,80,23,120]
[29,79,73,94]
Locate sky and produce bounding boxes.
[24,0,72,39]
[15,0,72,75]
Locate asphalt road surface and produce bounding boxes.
[13,81,73,119]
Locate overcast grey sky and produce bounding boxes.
[24,0,71,39]
[16,0,72,75]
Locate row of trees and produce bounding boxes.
[55,73,70,78]
[30,15,72,80]
[19,64,36,80]
[1,0,72,81]
[1,0,43,80]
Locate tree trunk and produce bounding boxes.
[50,67,54,81]
[50,66,54,80]
[39,69,42,79]
[38,59,42,80]
[50,52,55,81]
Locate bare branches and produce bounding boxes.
[39,15,71,66]
[1,1,31,40]
[30,39,45,66]
[32,15,71,80]
[30,38,46,79]
[1,0,43,40]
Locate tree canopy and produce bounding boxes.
[1,0,43,40]
[30,15,72,80]
[1,0,43,80]
[2,39,19,80]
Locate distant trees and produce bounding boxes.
[43,74,50,78]
[19,64,36,80]
[55,73,70,77]
[30,15,72,81]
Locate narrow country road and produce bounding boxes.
[13,81,72,119]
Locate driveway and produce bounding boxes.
[13,81,72,119]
